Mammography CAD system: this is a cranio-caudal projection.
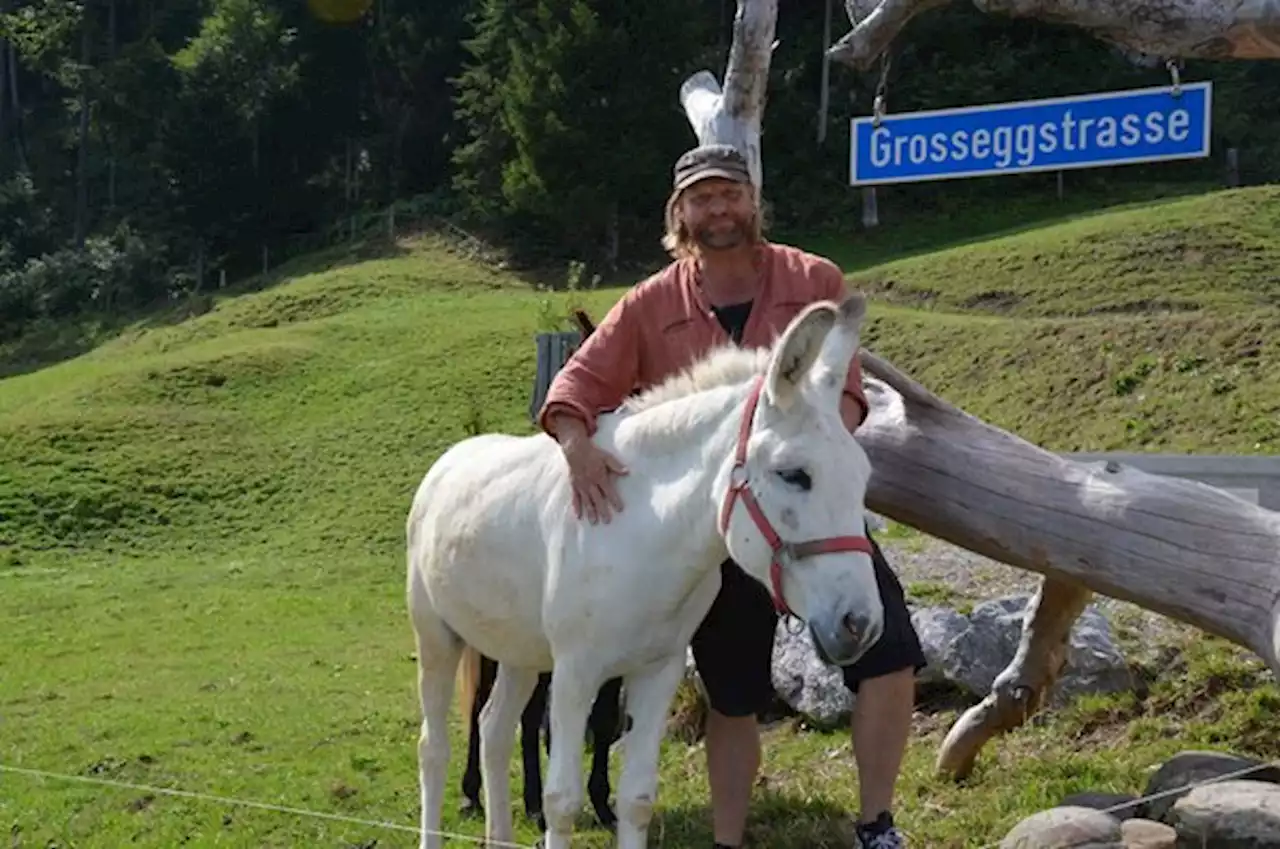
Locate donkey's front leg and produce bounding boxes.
[542,662,597,849]
[481,664,541,848]
[614,654,688,849]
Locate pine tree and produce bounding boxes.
[452,0,715,265]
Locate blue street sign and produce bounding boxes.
[849,82,1212,186]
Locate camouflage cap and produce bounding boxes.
[672,143,752,191]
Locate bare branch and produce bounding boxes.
[830,0,952,70]
[935,578,1093,779]
[723,0,778,119]
[829,0,1280,70]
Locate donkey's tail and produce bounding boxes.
[456,643,482,725]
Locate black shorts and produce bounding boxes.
[689,527,927,718]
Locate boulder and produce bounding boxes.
[1142,750,1280,823]
[1000,805,1125,848]
[909,596,1132,704]
[1059,791,1143,821]
[1167,779,1280,847]
[770,621,854,728]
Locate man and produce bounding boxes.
[537,143,926,849]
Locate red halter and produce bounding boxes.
[717,375,875,618]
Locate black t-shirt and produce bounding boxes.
[712,300,752,345]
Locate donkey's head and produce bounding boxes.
[716,292,882,667]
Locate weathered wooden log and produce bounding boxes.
[857,349,1280,776]
[683,0,1280,782]
[829,0,1280,70]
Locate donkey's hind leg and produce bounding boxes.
[587,676,623,831]
[482,664,541,847]
[521,673,551,831]
[461,654,498,817]
[408,582,463,849]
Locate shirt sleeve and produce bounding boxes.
[814,260,870,429]
[537,290,644,438]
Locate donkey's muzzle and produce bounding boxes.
[810,609,884,668]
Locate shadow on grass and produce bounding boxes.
[235,234,416,294]
[0,236,415,381]
[649,794,863,849]
[461,795,866,849]
[0,180,1228,381]
[0,314,130,379]
[500,255,664,297]
[786,180,1218,275]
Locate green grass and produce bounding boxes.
[848,185,1280,317]
[783,176,1217,274]
[4,190,1280,848]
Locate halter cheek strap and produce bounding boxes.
[717,375,874,618]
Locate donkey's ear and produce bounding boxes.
[765,301,838,412]
[807,291,868,406]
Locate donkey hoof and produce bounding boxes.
[459,798,483,818]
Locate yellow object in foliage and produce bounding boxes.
[307,0,372,24]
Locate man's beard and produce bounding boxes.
[694,214,753,251]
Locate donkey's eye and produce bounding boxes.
[776,468,812,491]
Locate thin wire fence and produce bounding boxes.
[973,756,1280,849]
[0,763,538,849]
[7,752,1280,848]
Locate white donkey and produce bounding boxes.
[406,292,885,849]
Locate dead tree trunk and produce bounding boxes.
[682,0,1280,783]
[678,0,777,197]
[858,351,1280,777]
[829,0,1280,69]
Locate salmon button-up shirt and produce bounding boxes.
[537,242,869,437]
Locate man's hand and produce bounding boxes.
[550,414,630,524]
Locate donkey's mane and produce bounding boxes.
[621,343,772,414]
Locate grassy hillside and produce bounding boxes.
[857,186,1280,453]
[3,188,1280,848]
[849,187,1280,317]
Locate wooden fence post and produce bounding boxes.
[529,311,597,423]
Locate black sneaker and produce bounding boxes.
[856,811,907,848]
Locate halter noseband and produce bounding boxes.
[716,375,874,619]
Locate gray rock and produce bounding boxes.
[910,605,971,687]
[1167,779,1280,847]
[1059,791,1143,821]
[966,596,1134,705]
[910,595,1133,702]
[769,593,1133,730]
[1142,750,1280,823]
[1119,818,1176,848]
[770,620,854,728]
[1000,805,1124,848]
